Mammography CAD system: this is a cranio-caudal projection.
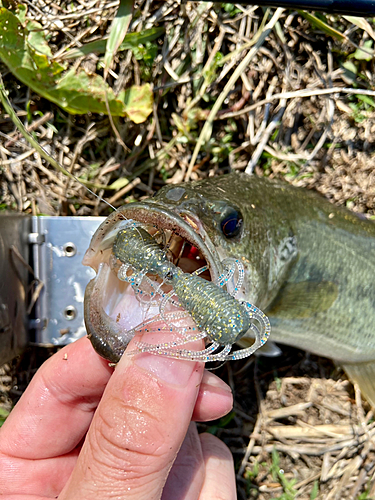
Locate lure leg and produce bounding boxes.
[225,342,262,361]
[117,264,145,289]
[224,302,271,361]
[159,288,189,334]
[217,259,245,297]
[136,342,233,362]
[136,311,194,333]
[133,274,169,308]
[117,265,157,308]
[117,263,135,282]
[191,265,209,276]
[134,341,221,360]
[133,330,208,353]
[244,302,271,345]
[188,259,244,297]
[117,263,176,308]
[120,311,188,347]
[118,266,159,308]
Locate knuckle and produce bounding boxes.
[87,394,168,477]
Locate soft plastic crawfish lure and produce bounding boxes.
[111,223,271,362]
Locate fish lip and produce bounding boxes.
[83,201,222,281]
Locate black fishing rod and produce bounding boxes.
[204,0,375,16]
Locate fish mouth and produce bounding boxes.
[83,202,221,362]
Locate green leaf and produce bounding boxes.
[353,40,374,61]
[27,19,53,56]
[342,61,357,74]
[62,27,164,60]
[131,42,157,66]
[299,11,346,42]
[310,480,319,500]
[123,84,153,124]
[343,16,375,40]
[341,60,357,84]
[108,177,129,190]
[103,0,133,77]
[54,68,129,115]
[0,7,153,122]
[356,94,375,107]
[0,9,66,91]
[14,4,27,24]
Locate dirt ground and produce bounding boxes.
[1,1,375,498]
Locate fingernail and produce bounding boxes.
[202,375,232,394]
[135,353,197,386]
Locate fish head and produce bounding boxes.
[83,174,297,361]
[146,177,298,308]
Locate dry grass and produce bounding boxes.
[1,1,375,498]
[209,349,375,499]
[2,1,375,215]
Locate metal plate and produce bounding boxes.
[31,216,104,346]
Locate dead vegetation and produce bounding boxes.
[1,1,375,498]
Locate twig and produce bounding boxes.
[245,99,286,174]
[219,86,375,120]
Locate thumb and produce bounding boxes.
[59,333,205,500]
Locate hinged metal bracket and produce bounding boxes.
[29,216,104,347]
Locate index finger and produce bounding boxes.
[0,337,113,459]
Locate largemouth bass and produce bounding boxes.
[83,172,375,406]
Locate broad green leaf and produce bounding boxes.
[27,19,53,56]
[104,0,133,77]
[123,84,153,124]
[342,61,357,74]
[62,27,164,60]
[0,9,65,90]
[0,7,153,122]
[15,4,27,24]
[343,16,375,40]
[299,11,346,42]
[353,40,374,61]
[53,68,129,115]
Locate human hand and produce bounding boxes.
[0,333,236,499]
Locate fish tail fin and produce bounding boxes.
[342,361,375,408]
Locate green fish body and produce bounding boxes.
[147,173,375,405]
[84,172,375,405]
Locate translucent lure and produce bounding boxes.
[133,260,271,362]
[112,226,271,362]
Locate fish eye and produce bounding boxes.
[220,210,243,238]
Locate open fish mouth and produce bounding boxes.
[83,202,221,362]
